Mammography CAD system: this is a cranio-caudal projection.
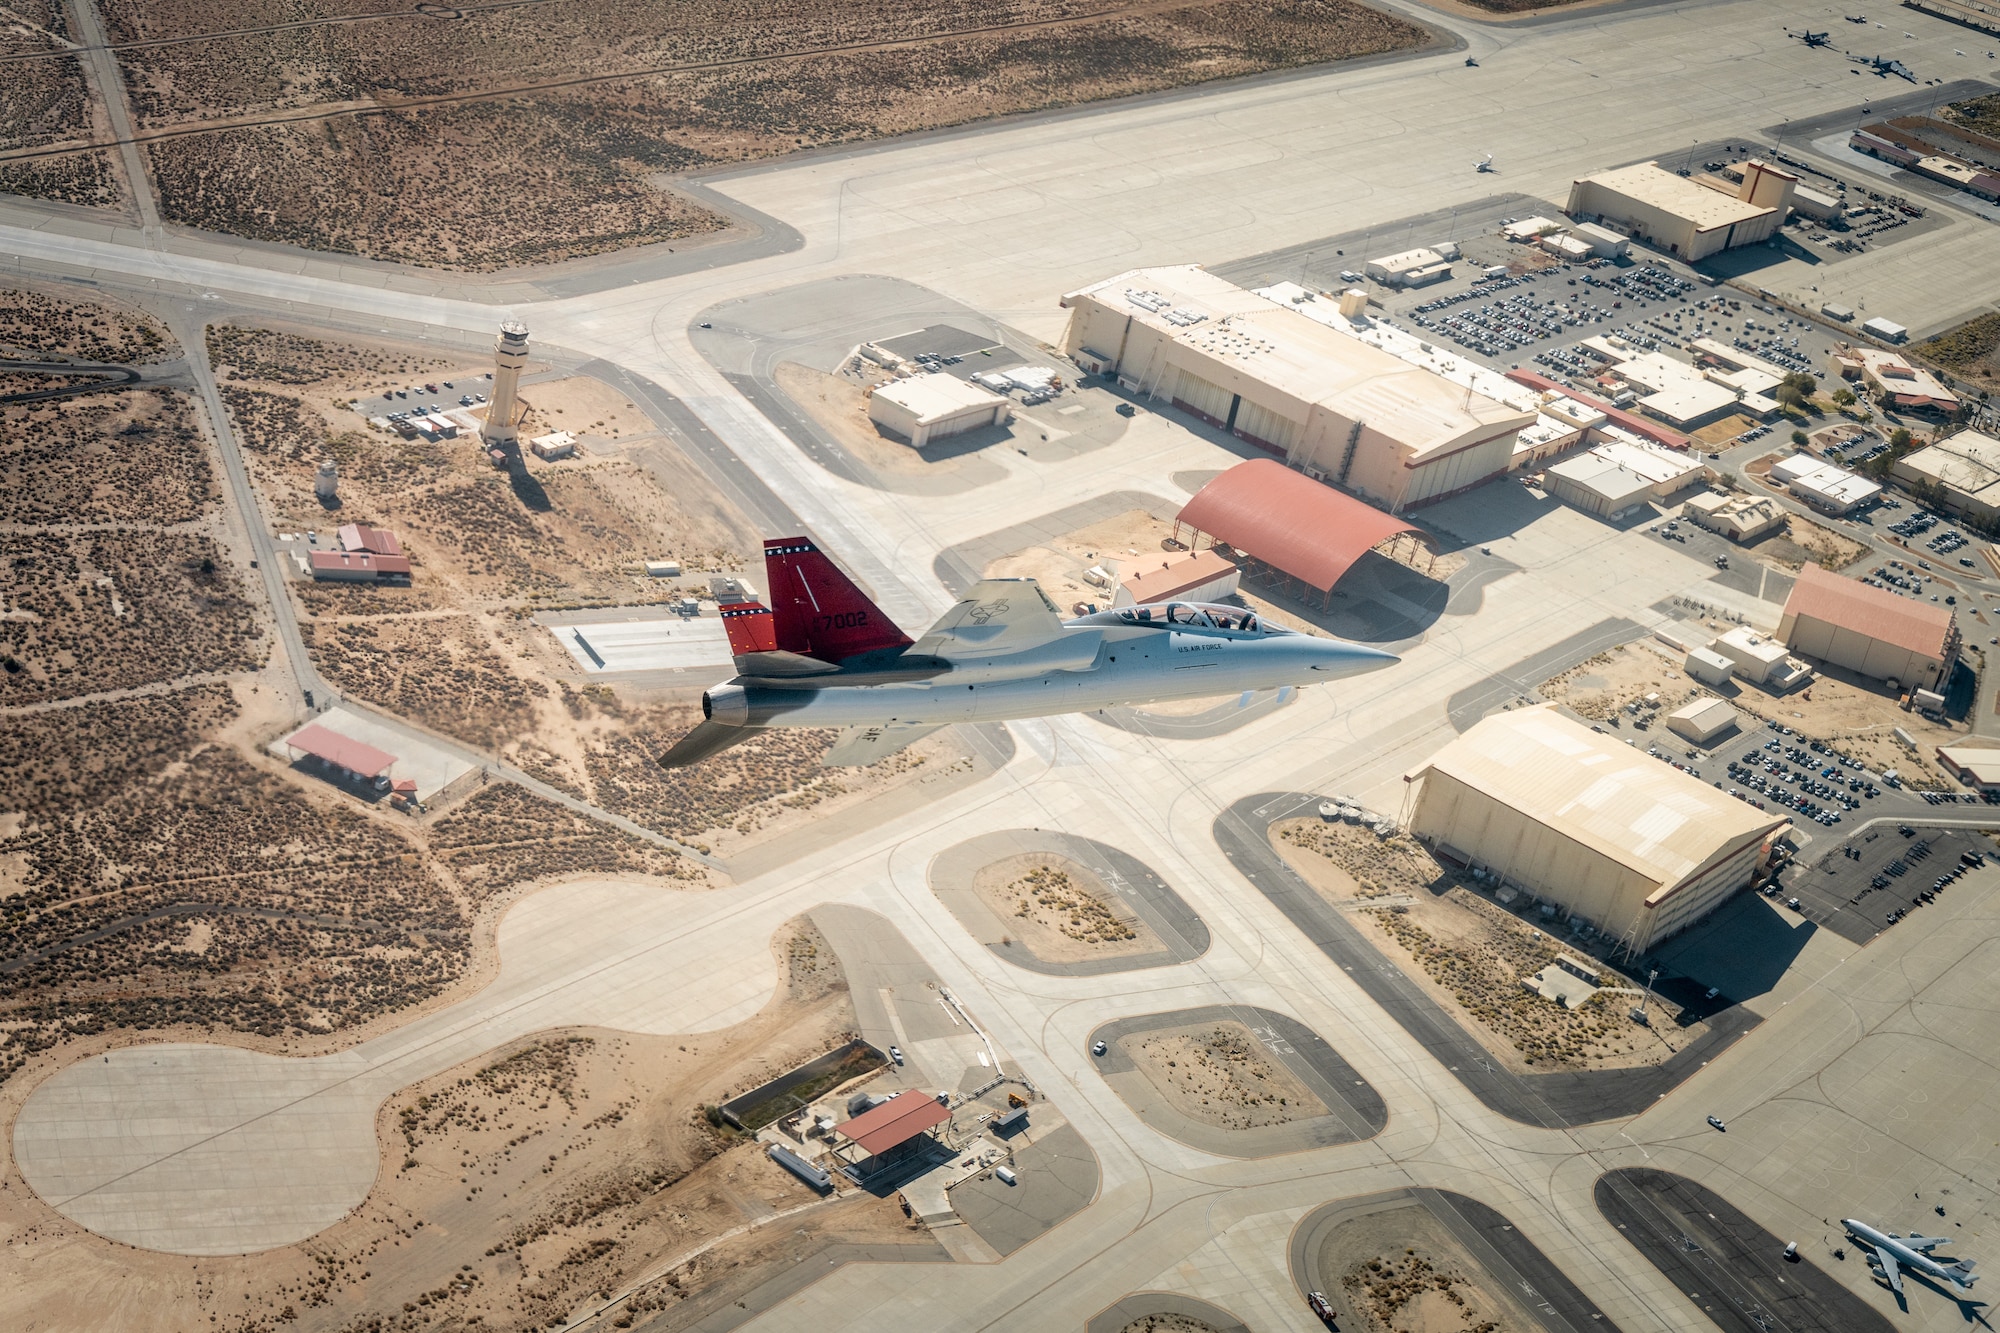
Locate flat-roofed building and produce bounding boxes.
[1061,267,1535,512]
[1938,743,2000,792]
[1769,456,1880,515]
[1572,222,1630,257]
[1567,160,1789,261]
[1113,548,1240,608]
[1711,625,1813,690]
[1402,704,1787,953]
[1835,347,1959,415]
[1891,430,2000,526]
[1503,216,1564,241]
[1779,562,1961,691]
[1682,491,1786,542]
[1543,435,1707,517]
[867,373,1011,447]
[1364,247,1452,286]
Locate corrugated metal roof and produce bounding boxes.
[837,1091,950,1156]
[1782,562,1954,660]
[285,723,396,778]
[310,550,413,576]
[338,523,403,556]
[1177,460,1425,594]
[1409,704,1785,888]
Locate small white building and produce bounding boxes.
[1666,696,1740,745]
[868,373,1011,447]
[1862,317,1909,344]
[1364,247,1452,287]
[1544,435,1707,518]
[1769,456,1880,515]
[1711,626,1813,690]
[1572,222,1631,258]
[1503,216,1564,242]
[1686,646,1736,687]
[530,430,577,461]
[1682,491,1786,542]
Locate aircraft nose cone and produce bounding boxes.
[1308,640,1399,676]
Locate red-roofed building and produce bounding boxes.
[1778,562,1960,692]
[1114,548,1240,608]
[310,550,413,583]
[284,722,397,789]
[337,524,404,557]
[1171,459,1435,609]
[831,1091,951,1178]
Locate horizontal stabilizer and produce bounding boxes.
[910,579,1067,660]
[658,719,758,769]
[821,721,943,767]
[731,649,841,678]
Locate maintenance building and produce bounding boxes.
[1114,548,1240,608]
[1566,159,1792,261]
[1060,266,1535,512]
[1778,562,1961,692]
[1891,431,2000,525]
[1541,436,1708,518]
[868,373,1011,447]
[1768,454,1881,515]
[1401,704,1788,953]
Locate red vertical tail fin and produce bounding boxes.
[764,536,911,664]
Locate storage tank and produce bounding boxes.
[313,459,338,503]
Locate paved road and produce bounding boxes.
[1595,1168,1895,1333]
[1445,618,1650,732]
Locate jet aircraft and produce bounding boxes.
[658,536,1396,767]
[1844,1218,1979,1296]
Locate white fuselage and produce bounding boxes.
[1846,1219,1977,1291]
[704,623,1390,730]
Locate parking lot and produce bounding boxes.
[1780,824,1992,943]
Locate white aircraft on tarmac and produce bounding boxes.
[1844,1218,1979,1296]
[659,536,1396,767]
[1475,153,1495,173]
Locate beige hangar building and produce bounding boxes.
[1059,266,1534,512]
[1402,706,1787,953]
[1566,159,1795,262]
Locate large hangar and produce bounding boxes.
[1059,265,1533,512]
[1778,562,1961,692]
[1172,459,1435,609]
[1402,705,1787,954]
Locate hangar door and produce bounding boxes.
[1169,368,1234,431]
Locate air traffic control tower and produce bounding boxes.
[483,321,530,448]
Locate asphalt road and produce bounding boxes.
[1216,792,1762,1127]
[1289,1188,1625,1333]
[1595,1168,1896,1333]
[1445,618,1650,732]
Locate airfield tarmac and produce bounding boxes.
[8,0,2000,1328]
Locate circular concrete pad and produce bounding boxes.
[13,1044,380,1255]
[1085,1292,1251,1333]
[1090,1005,1385,1158]
[929,830,1208,976]
[11,879,778,1254]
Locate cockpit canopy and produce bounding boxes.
[1066,601,1288,634]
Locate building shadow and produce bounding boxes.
[1647,891,1816,1008]
[509,467,553,512]
[316,494,343,511]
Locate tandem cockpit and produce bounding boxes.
[1067,601,1288,636]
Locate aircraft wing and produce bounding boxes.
[1905,1235,1951,1252]
[821,722,943,767]
[908,580,1066,660]
[1877,1249,1907,1296]
[658,719,758,769]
